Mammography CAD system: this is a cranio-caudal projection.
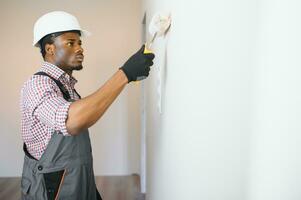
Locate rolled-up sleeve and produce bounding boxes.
[53,101,71,136]
[26,75,72,136]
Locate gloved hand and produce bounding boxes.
[120,45,155,83]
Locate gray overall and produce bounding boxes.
[21,72,102,200]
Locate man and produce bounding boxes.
[20,11,154,200]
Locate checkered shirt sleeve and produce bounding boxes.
[23,75,71,136]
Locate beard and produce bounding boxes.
[73,64,83,71]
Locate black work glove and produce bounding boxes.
[120,45,155,83]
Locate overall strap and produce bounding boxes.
[73,89,81,99]
[34,71,71,101]
[23,143,37,160]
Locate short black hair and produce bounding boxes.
[38,30,81,59]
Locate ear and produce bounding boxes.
[45,43,55,56]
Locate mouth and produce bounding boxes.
[75,54,84,62]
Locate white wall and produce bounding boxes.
[142,0,301,200]
[247,1,301,199]
[0,0,142,176]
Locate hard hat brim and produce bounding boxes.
[33,29,91,47]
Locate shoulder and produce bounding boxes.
[21,73,60,100]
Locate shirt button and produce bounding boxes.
[38,165,43,171]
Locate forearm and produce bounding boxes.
[66,69,128,135]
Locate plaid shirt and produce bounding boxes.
[20,62,80,160]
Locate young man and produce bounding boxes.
[20,11,154,200]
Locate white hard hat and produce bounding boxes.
[33,11,90,47]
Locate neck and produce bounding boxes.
[44,58,73,76]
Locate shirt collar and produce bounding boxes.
[40,62,78,85]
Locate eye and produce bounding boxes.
[67,42,74,47]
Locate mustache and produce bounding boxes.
[75,53,84,56]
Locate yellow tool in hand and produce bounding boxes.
[143,32,157,54]
[144,47,153,54]
[136,12,171,84]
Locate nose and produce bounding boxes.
[76,45,84,54]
